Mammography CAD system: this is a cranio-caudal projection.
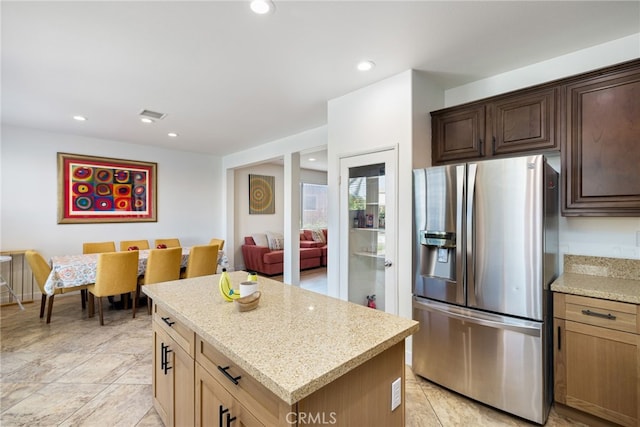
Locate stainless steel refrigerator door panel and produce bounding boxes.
[412,297,549,425]
[467,155,544,320]
[413,166,465,305]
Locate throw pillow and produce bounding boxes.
[311,229,326,244]
[251,233,269,247]
[266,231,284,250]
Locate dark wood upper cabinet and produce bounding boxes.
[431,87,560,165]
[432,105,485,163]
[562,62,640,216]
[430,58,640,216]
[488,87,559,156]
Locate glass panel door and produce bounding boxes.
[339,149,396,314]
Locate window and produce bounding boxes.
[301,183,327,228]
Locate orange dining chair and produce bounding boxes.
[181,244,219,279]
[119,240,150,251]
[87,250,139,325]
[82,241,116,254]
[25,250,88,324]
[137,247,182,314]
[154,238,181,249]
[209,238,225,251]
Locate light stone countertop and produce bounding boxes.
[142,271,419,405]
[551,255,640,304]
[550,273,640,304]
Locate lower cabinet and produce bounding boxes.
[195,363,263,427]
[554,293,639,426]
[152,319,195,426]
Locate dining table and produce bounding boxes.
[43,248,229,296]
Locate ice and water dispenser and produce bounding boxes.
[419,230,456,282]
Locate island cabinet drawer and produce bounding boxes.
[195,335,293,426]
[554,293,639,334]
[154,304,195,357]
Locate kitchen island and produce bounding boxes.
[142,271,418,426]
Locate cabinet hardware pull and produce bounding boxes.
[219,405,229,427]
[557,326,561,351]
[161,316,175,327]
[492,136,496,152]
[478,138,484,155]
[227,414,237,426]
[162,344,173,375]
[218,365,242,385]
[161,343,166,370]
[581,309,616,320]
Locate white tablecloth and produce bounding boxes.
[44,248,228,295]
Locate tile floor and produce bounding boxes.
[1,291,585,426]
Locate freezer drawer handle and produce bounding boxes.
[581,309,616,320]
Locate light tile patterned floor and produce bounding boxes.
[1,289,585,426]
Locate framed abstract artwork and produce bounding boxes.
[249,174,275,214]
[57,152,157,223]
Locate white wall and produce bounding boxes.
[326,70,443,364]
[300,169,327,185]
[327,70,412,313]
[444,34,640,262]
[233,163,284,270]
[445,33,640,107]
[0,125,223,261]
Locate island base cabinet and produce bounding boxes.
[152,321,195,427]
[554,293,639,427]
[298,341,406,426]
[195,335,406,426]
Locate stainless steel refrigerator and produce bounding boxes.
[412,155,558,424]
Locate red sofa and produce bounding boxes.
[241,236,322,276]
[299,229,328,266]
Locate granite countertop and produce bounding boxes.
[550,254,640,304]
[142,271,419,405]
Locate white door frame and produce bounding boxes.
[339,146,398,315]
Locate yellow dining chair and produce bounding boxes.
[83,241,116,254]
[87,250,139,325]
[209,238,225,251]
[154,238,181,249]
[25,250,88,324]
[119,240,150,251]
[137,247,182,314]
[181,244,219,279]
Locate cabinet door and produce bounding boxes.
[555,319,638,426]
[173,336,195,426]
[432,105,485,164]
[195,364,264,427]
[563,65,640,215]
[153,326,173,426]
[153,324,195,427]
[488,87,559,155]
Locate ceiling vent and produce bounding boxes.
[139,109,167,120]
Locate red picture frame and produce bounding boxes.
[57,152,157,223]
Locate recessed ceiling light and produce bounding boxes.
[140,118,154,124]
[250,0,274,14]
[357,60,375,71]
[168,132,179,138]
[308,158,316,162]
[73,115,87,121]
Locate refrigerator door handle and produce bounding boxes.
[466,163,477,306]
[456,165,465,304]
[414,297,542,337]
